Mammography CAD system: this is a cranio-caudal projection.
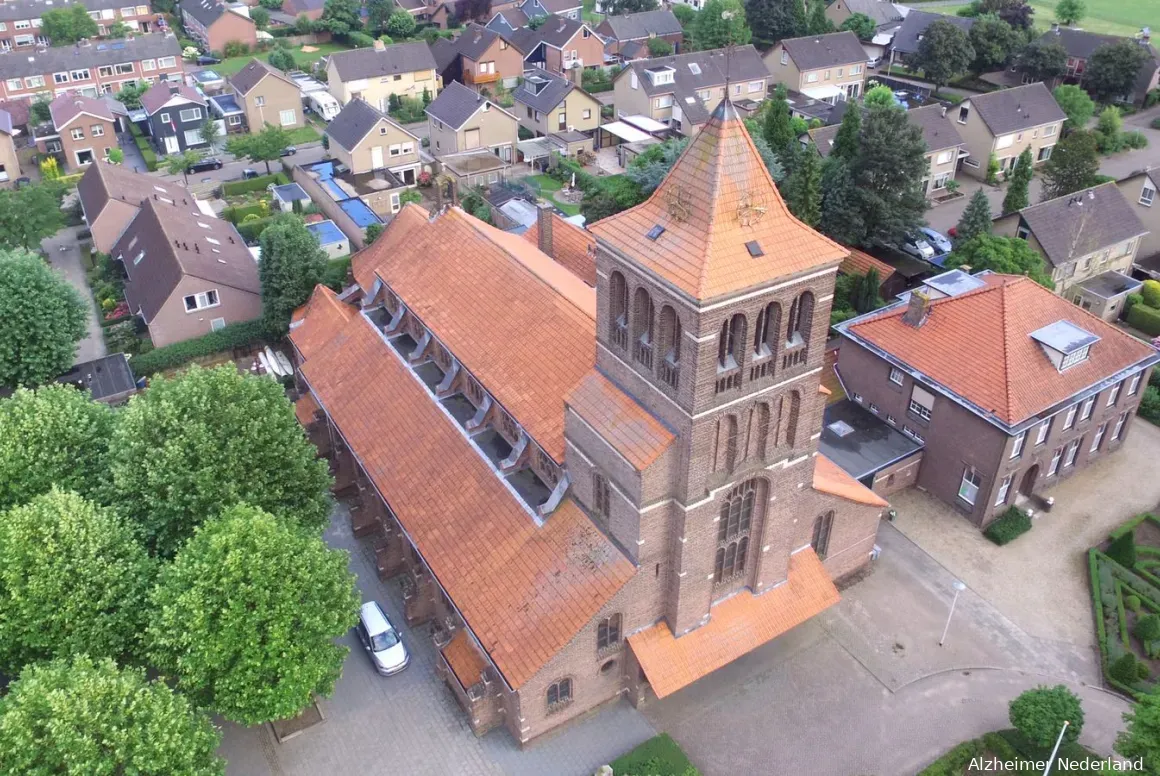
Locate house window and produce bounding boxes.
[596,614,621,651]
[390,192,401,213]
[886,414,895,425]
[655,95,672,108]
[91,124,104,137]
[1035,417,1052,445]
[70,69,91,81]
[178,107,201,122]
[546,678,572,712]
[780,50,788,65]
[592,472,610,519]
[142,58,156,70]
[1010,430,1026,459]
[1112,412,1127,441]
[159,112,169,124]
[958,467,982,505]
[228,115,242,126]
[811,510,834,559]
[183,289,219,311]
[279,109,295,126]
[1063,404,1077,430]
[868,402,879,414]
[995,474,1013,506]
[158,56,176,69]
[850,64,862,74]
[936,150,953,164]
[1091,423,1107,452]
[749,80,763,92]
[1107,382,1121,406]
[806,72,818,83]
[909,385,934,421]
[1048,447,1063,476]
[889,367,903,385]
[1063,438,1081,468]
[54,72,69,84]
[70,128,84,140]
[255,95,266,107]
[210,317,226,331]
[1142,183,1156,206]
[1043,124,1057,137]
[1079,396,1095,421]
[24,75,45,88]
[1129,373,1142,396]
[1038,145,1053,162]
[852,392,862,403]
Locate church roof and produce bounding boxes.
[589,98,849,302]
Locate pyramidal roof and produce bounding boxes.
[589,98,849,302]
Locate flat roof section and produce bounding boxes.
[818,399,924,483]
[1076,270,1143,299]
[56,353,138,403]
[307,219,347,246]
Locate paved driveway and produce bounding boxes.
[42,224,106,365]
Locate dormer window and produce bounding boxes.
[1060,346,1091,370]
[647,66,674,86]
[1030,321,1098,372]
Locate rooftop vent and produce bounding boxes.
[646,224,665,240]
[746,240,763,257]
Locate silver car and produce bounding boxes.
[357,601,409,676]
[901,233,936,261]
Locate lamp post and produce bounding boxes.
[939,580,967,647]
[1044,720,1069,775]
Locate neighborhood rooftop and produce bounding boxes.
[964,82,1067,135]
[0,33,181,79]
[1014,183,1147,268]
[779,31,867,71]
[328,41,436,81]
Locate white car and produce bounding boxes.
[901,233,936,261]
[357,601,409,676]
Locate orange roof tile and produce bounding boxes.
[298,310,634,688]
[294,392,319,426]
[627,549,839,699]
[289,285,357,361]
[442,629,488,689]
[523,214,598,286]
[846,276,1158,425]
[351,202,429,291]
[565,371,676,471]
[812,454,889,508]
[349,206,596,461]
[589,99,848,302]
[841,249,896,286]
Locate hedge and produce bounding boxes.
[237,216,277,243]
[984,507,1032,545]
[610,733,698,776]
[129,319,266,375]
[1127,303,1160,336]
[222,172,289,197]
[223,202,270,223]
[128,123,158,172]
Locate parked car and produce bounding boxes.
[917,227,952,255]
[189,156,223,173]
[867,55,881,69]
[900,233,936,261]
[242,168,259,179]
[279,145,297,157]
[196,54,221,65]
[356,601,409,676]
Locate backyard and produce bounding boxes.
[208,42,354,76]
[910,0,1159,37]
[527,173,583,216]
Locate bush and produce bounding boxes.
[1127,303,1160,336]
[222,202,268,223]
[1136,613,1160,643]
[1008,685,1084,749]
[984,507,1032,546]
[322,257,351,291]
[347,31,376,47]
[221,171,289,197]
[1109,530,1139,568]
[236,216,276,243]
[1127,594,1143,612]
[1152,117,1160,130]
[610,733,698,776]
[1142,280,1160,308]
[222,40,250,58]
[1125,131,1150,150]
[1127,293,1145,312]
[1112,652,1142,684]
[1141,386,1160,426]
[129,319,266,375]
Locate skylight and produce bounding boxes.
[647,225,665,241]
[827,420,855,438]
[206,236,220,245]
[746,241,764,257]
[688,62,701,75]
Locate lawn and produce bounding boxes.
[908,0,1158,37]
[610,733,698,776]
[209,42,353,76]
[582,0,604,25]
[285,125,321,145]
[527,173,582,216]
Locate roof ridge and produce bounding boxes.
[998,275,1016,423]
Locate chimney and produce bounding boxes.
[373,38,385,52]
[537,202,554,258]
[902,289,931,327]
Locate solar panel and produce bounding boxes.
[646,225,664,241]
[746,241,763,257]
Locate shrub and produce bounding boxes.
[1109,530,1139,569]
[1009,685,1084,748]
[1152,117,1160,130]
[1142,280,1160,308]
[129,319,266,375]
[1128,595,1143,612]
[1127,303,1160,336]
[1136,614,1160,643]
[1111,652,1142,684]
[221,172,289,197]
[1125,131,1149,150]
[1127,293,1145,311]
[1141,386,1160,426]
[222,40,250,58]
[984,507,1032,546]
[347,31,376,47]
[223,202,268,223]
[322,257,351,291]
[236,216,276,243]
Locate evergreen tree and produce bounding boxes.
[830,105,861,163]
[784,147,821,226]
[258,214,328,336]
[1040,130,1100,201]
[763,93,795,157]
[746,0,803,46]
[1001,147,1033,214]
[805,0,829,35]
[818,156,865,246]
[1108,530,1138,569]
[851,103,927,247]
[693,0,751,49]
[853,268,882,313]
[956,188,993,243]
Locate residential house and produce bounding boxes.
[37,92,119,171]
[289,97,887,747]
[76,160,163,253]
[439,23,526,90]
[993,182,1147,320]
[1036,26,1160,105]
[889,10,974,68]
[207,91,245,133]
[512,66,599,139]
[140,80,208,154]
[325,97,421,186]
[526,15,602,74]
[113,195,260,347]
[1118,170,1160,276]
[0,108,20,186]
[327,40,440,113]
[612,46,769,135]
[953,83,1066,180]
[0,0,155,49]
[395,0,451,28]
[596,9,682,63]
[426,80,518,162]
[0,33,183,102]
[281,0,325,21]
[825,0,903,32]
[228,57,304,131]
[836,269,1157,528]
[765,32,867,103]
[179,0,257,54]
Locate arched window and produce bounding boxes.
[547,678,573,711]
[812,511,834,559]
[592,472,610,519]
[785,391,801,448]
[723,415,739,472]
[718,480,758,542]
[754,403,770,459]
[609,272,628,349]
[632,287,655,369]
[786,291,815,346]
[597,613,622,651]
[754,302,781,357]
[717,314,746,370]
[657,305,682,389]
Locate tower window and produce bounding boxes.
[811,511,834,559]
[717,314,746,370]
[546,678,573,712]
[592,472,610,519]
[596,613,622,651]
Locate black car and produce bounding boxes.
[279,145,297,157]
[189,157,223,173]
[196,55,221,65]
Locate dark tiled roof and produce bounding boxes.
[0,0,133,22]
[140,80,205,115]
[840,0,903,27]
[503,26,543,53]
[56,354,137,403]
[1018,183,1147,268]
[325,98,384,151]
[283,0,325,13]
[329,41,436,81]
[76,161,167,224]
[619,46,768,126]
[891,10,973,56]
[966,82,1066,135]
[597,9,681,41]
[780,31,866,70]
[0,99,30,130]
[523,0,581,15]
[426,80,490,129]
[1037,27,1142,60]
[0,34,181,80]
[429,37,459,72]
[455,23,500,61]
[180,0,227,28]
[229,57,296,95]
[512,66,574,112]
[905,103,964,153]
[536,15,592,48]
[488,7,529,31]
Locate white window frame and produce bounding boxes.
[158,56,176,68]
[54,72,70,84]
[1048,447,1062,476]
[1035,417,1052,446]
[1010,431,1026,459]
[995,474,1012,506]
[889,367,903,385]
[279,109,296,126]
[748,80,763,93]
[1079,396,1095,421]
[159,112,169,124]
[780,50,788,65]
[70,69,91,81]
[1091,423,1106,452]
[179,107,201,122]
[1107,382,1121,406]
[1063,404,1077,430]
[183,290,220,312]
[1128,373,1142,396]
[1142,182,1156,207]
[958,467,981,505]
[142,58,156,71]
[1063,439,1080,468]
[91,124,104,137]
[390,191,401,213]
[935,150,953,164]
[1042,123,1057,137]
[70,127,84,140]
[850,64,862,75]
[1112,412,1127,441]
[909,385,934,421]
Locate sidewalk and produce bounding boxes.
[42,224,106,366]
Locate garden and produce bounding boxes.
[219,171,292,244]
[610,733,698,776]
[83,249,153,359]
[1125,279,1160,339]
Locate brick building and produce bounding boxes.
[37,92,120,171]
[835,269,1158,529]
[0,0,155,50]
[178,0,256,54]
[289,98,887,744]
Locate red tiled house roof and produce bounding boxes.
[523,213,597,286]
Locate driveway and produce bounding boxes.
[42,224,106,365]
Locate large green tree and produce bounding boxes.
[913,20,974,92]
[366,0,394,31]
[0,489,155,674]
[818,156,865,246]
[744,0,801,45]
[1053,0,1085,25]
[268,47,296,71]
[1008,685,1084,748]
[40,3,98,44]
[384,8,416,38]
[603,0,659,12]
[226,124,292,175]
[968,14,1021,74]
[1019,39,1068,83]
[1040,129,1100,201]
[1117,690,1160,773]
[259,213,328,335]
[0,181,65,251]
[763,90,795,156]
[147,504,359,725]
[318,0,362,33]
[851,102,928,248]
[0,656,223,776]
[0,384,112,511]
[830,105,861,163]
[1001,147,1034,214]
[784,144,821,226]
[805,0,831,35]
[1052,84,1095,131]
[164,150,204,185]
[105,365,332,556]
[694,0,751,49]
[838,12,874,40]
[955,188,993,243]
[0,249,86,389]
[948,234,1054,288]
[1084,40,1150,104]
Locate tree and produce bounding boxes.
[0,488,155,674]
[1108,529,1138,568]
[1008,685,1084,749]
[0,249,85,388]
[819,156,865,246]
[0,657,224,776]
[385,8,416,38]
[672,2,696,26]
[164,150,204,184]
[852,268,883,313]
[294,12,315,33]
[1053,0,1085,25]
[200,116,221,152]
[948,234,1054,288]
[1019,39,1068,83]
[746,0,803,46]
[1002,147,1034,214]
[0,384,112,511]
[913,20,974,92]
[784,144,821,226]
[1117,690,1160,773]
[693,0,751,49]
[751,134,786,181]
[602,0,658,12]
[830,104,861,163]
[365,222,385,243]
[646,37,673,57]
[114,81,149,109]
[976,0,1034,29]
[268,47,296,71]
[968,15,1021,75]
[526,14,547,29]
[250,5,270,27]
[956,188,993,243]
[259,0,283,8]
[105,365,333,556]
[108,146,123,163]
[851,102,927,248]
[863,84,895,109]
[1040,129,1100,201]
[0,182,64,252]
[40,3,98,44]
[108,19,131,37]
[366,0,394,31]
[226,124,291,174]
[318,0,362,33]
[259,213,328,335]
[763,91,795,156]
[147,504,359,725]
[805,0,831,35]
[1053,84,1095,131]
[838,12,875,41]
[1085,41,1150,104]
[29,96,52,125]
